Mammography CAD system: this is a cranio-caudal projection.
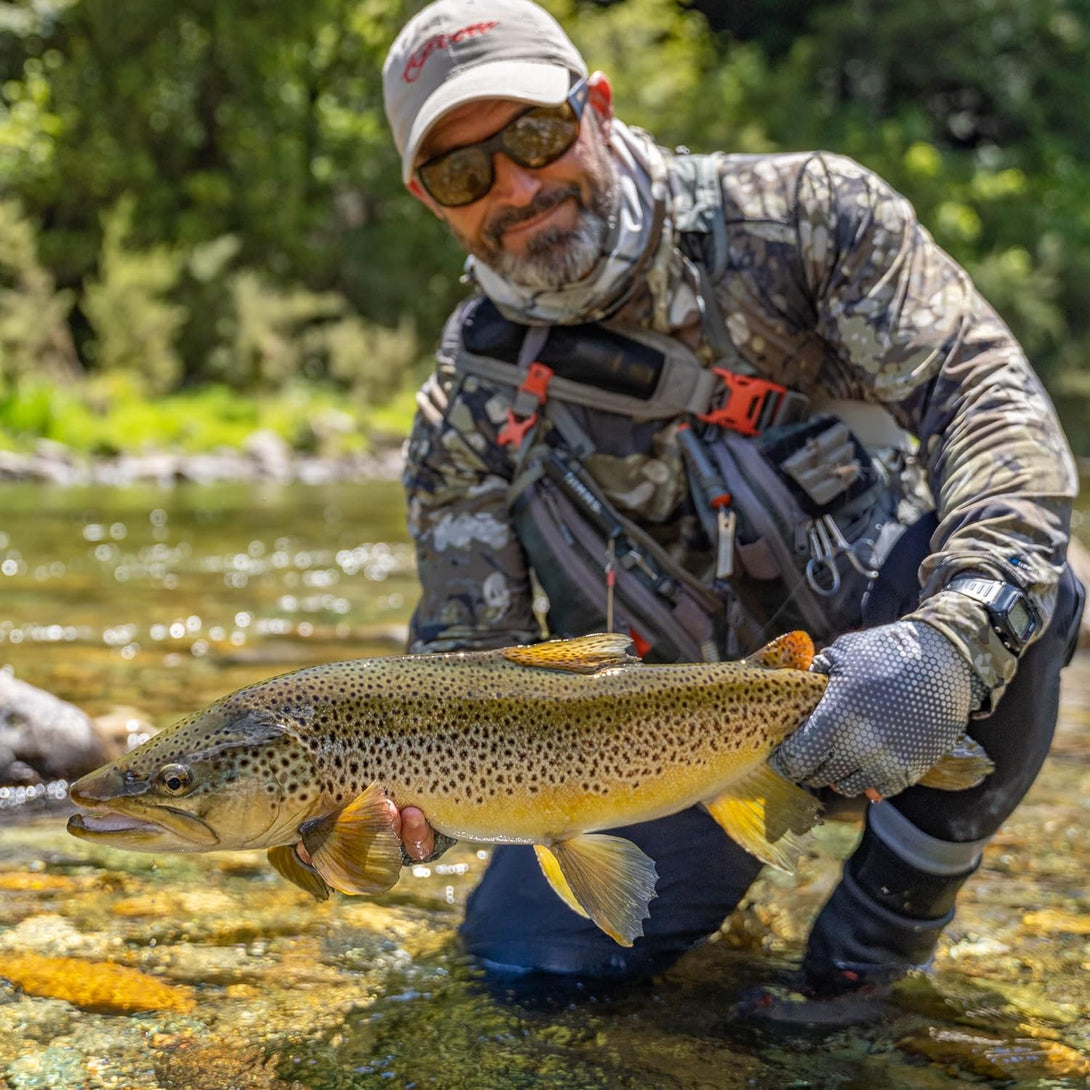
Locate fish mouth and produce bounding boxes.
[67,802,220,851]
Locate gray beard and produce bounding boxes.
[486,209,612,292]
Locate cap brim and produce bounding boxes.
[402,61,572,183]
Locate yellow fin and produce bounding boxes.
[501,633,638,674]
[703,764,822,873]
[918,734,995,790]
[744,631,815,671]
[267,844,332,902]
[535,834,658,947]
[533,845,590,920]
[299,782,402,896]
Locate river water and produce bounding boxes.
[0,479,1087,1089]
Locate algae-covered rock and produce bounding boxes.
[151,1039,307,1090]
[0,872,81,893]
[896,1026,1090,1080]
[1,953,196,1014]
[1020,907,1090,936]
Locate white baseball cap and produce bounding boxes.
[383,0,588,183]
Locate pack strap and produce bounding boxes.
[459,339,721,423]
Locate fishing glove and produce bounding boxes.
[769,619,983,799]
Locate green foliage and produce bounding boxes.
[0,377,403,456]
[0,0,1088,450]
[209,270,344,390]
[82,198,186,395]
[0,198,79,385]
[324,312,421,406]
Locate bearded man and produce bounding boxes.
[380,0,1084,1019]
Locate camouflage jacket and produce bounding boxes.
[402,151,1077,703]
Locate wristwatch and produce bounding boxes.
[948,575,1040,655]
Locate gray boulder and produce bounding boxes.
[0,673,107,782]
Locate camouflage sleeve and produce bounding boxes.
[402,338,542,655]
[794,153,1077,704]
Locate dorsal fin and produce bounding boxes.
[744,631,815,671]
[501,633,638,674]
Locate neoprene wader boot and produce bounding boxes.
[801,806,983,996]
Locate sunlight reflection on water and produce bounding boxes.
[0,478,1087,1088]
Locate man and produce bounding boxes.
[380,0,1084,1013]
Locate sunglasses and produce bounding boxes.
[417,78,590,208]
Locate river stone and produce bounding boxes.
[0,673,106,782]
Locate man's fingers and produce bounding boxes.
[399,805,436,862]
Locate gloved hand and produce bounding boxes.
[769,619,975,799]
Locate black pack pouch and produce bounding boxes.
[703,416,910,643]
[509,452,726,663]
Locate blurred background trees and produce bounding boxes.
[1,0,1088,451]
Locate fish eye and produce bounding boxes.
[156,764,193,796]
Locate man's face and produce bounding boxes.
[410,73,618,291]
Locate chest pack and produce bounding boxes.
[449,154,921,661]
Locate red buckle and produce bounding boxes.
[698,369,786,437]
[496,362,554,450]
[497,409,538,448]
[521,361,554,401]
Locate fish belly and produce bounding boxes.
[403,749,765,846]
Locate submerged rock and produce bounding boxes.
[2,953,196,1014]
[0,673,106,782]
[1020,908,1090,936]
[897,1025,1090,1080]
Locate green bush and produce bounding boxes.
[0,198,80,386]
[0,0,1088,451]
[82,198,186,396]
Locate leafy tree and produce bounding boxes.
[0,0,1088,449]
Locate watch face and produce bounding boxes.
[1008,597,1036,641]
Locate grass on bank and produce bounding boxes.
[0,376,421,458]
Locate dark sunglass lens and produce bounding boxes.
[503,106,579,169]
[420,145,494,207]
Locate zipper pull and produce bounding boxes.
[715,508,737,580]
[605,536,617,633]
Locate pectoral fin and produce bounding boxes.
[502,633,638,673]
[533,834,658,947]
[918,734,995,790]
[267,844,333,902]
[703,764,822,872]
[744,631,815,671]
[298,782,403,896]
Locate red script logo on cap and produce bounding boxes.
[403,21,499,83]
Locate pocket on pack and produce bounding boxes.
[707,418,907,641]
[511,476,721,664]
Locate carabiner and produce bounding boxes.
[806,524,841,595]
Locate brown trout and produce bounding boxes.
[67,631,990,945]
